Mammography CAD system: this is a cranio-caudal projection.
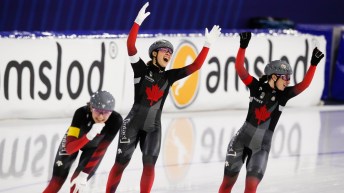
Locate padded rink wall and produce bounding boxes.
[0,31,326,119]
[1,31,342,193]
[331,31,344,101]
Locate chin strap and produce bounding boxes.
[157,64,165,72]
[152,56,165,72]
[274,77,282,91]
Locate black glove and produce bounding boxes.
[239,32,251,49]
[310,47,324,66]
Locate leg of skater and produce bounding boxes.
[106,161,129,193]
[218,173,240,193]
[140,155,158,193]
[106,121,140,193]
[218,135,246,193]
[139,128,161,193]
[243,149,269,193]
[43,136,78,193]
[244,176,260,193]
[106,110,141,193]
[43,176,66,193]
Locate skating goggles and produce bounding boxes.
[158,47,173,54]
[276,74,291,81]
[92,107,112,116]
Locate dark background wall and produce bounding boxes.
[0,0,343,32]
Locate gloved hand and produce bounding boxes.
[310,47,324,66]
[239,32,251,49]
[134,2,150,26]
[71,171,88,193]
[204,25,222,48]
[86,123,105,140]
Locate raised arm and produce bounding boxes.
[127,2,150,58]
[235,32,253,86]
[184,25,222,75]
[293,47,324,95]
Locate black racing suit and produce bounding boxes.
[43,106,122,193]
[114,21,210,165]
[116,59,195,164]
[223,48,317,180]
[106,21,210,193]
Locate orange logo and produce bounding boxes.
[169,42,200,109]
[163,118,195,183]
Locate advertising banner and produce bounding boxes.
[0,33,326,119]
[0,38,126,119]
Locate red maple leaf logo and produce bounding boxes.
[146,84,164,106]
[255,105,271,125]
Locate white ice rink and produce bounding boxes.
[1,106,344,193]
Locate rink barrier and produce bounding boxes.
[296,24,344,102]
[0,30,326,119]
[1,107,341,192]
[331,31,344,101]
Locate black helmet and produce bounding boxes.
[148,39,173,58]
[90,91,115,111]
[264,60,293,75]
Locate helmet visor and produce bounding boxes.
[276,74,290,81]
[92,107,112,116]
[158,47,173,55]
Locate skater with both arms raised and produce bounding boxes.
[218,32,324,193]
[106,2,221,193]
